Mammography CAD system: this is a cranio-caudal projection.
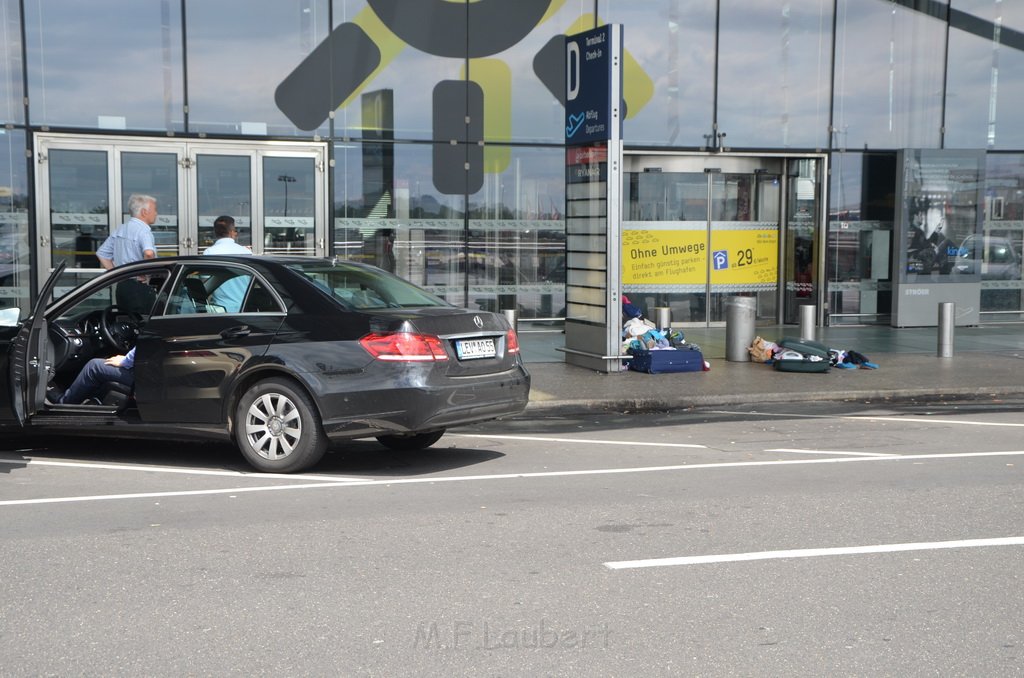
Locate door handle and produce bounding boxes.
[220,325,251,340]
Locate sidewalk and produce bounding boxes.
[520,324,1024,414]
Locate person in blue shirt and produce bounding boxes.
[97,194,159,313]
[96,194,158,268]
[203,215,253,312]
[54,347,136,405]
[203,215,252,255]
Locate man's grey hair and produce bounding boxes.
[127,194,157,218]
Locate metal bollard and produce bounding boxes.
[654,307,672,333]
[799,304,816,341]
[502,308,518,335]
[725,296,757,362]
[937,302,954,358]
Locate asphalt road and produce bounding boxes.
[2,396,1024,676]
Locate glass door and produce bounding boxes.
[622,154,788,326]
[41,147,111,294]
[191,151,254,253]
[262,154,320,255]
[119,149,183,258]
[187,144,326,256]
[36,134,328,290]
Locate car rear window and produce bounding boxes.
[287,261,452,309]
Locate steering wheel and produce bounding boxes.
[100,306,142,353]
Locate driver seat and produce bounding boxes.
[98,381,133,411]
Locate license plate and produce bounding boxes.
[455,338,496,360]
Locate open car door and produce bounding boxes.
[10,262,65,424]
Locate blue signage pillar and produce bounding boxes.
[562,24,623,372]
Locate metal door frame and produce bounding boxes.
[34,133,327,290]
[186,141,327,257]
[621,151,827,326]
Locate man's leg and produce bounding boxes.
[59,359,134,404]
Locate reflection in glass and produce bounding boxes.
[827,152,894,325]
[263,157,316,256]
[24,0,184,131]
[784,159,819,323]
[186,0,329,137]
[467,146,565,320]
[978,154,1024,316]
[0,129,29,314]
[833,1,945,149]
[607,0,716,146]
[47,149,109,273]
[717,0,832,149]
[196,155,251,251]
[0,0,24,125]
[121,152,179,257]
[945,5,1024,150]
[333,142,564,317]
[334,142,468,307]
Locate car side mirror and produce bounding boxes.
[0,307,20,327]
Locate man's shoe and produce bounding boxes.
[45,385,63,405]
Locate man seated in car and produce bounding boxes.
[204,215,253,313]
[51,348,135,405]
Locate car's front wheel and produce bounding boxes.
[235,378,326,473]
[376,429,446,451]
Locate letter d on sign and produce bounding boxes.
[566,41,580,101]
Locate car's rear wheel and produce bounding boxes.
[376,429,446,451]
[235,378,326,473]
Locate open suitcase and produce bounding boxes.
[773,337,830,373]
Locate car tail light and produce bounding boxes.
[360,332,449,361]
[506,329,520,354]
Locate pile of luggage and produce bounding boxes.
[621,316,709,374]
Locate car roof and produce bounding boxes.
[120,255,383,274]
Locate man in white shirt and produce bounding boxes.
[203,215,252,312]
[204,215,252,255]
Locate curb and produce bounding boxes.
[523,385,1024,416]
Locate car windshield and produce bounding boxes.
[287,261,451,310]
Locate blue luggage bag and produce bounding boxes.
[628,347,704,374]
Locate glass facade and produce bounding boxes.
[606,0,716,147]
[1,0,1023,330]
[186,1,331,138]
[0,0,23,125]
[833,1,946,150]
[24,0,185,132]
[945,1,1024,149]
[717,0,833,149]
[0,129,29,312]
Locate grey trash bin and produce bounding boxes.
[725,296,756,362]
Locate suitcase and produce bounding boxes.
[628,347,705,374]
[773,337,830,373]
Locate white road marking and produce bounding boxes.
[710,410,1024,427]
[848,416,1024,427]
[765,448,897,457]
[2,449,1024,507]
[604,536,1024,570]
[0,482,366,506]
[451,433,706,449]
[0,457,364,481]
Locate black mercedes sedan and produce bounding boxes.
[1,256,530,473]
